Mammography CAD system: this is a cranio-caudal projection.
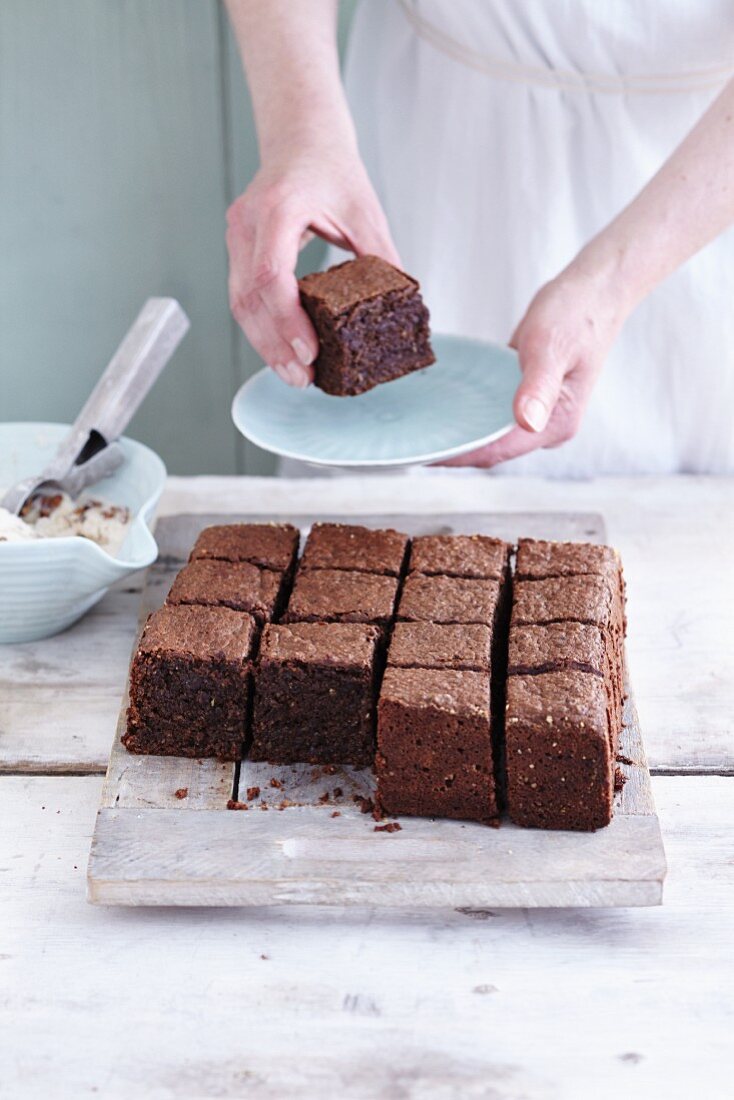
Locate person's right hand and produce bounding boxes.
[226,147,400,387]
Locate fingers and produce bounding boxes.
[437,426,546,469]
[511,334,566,434]
[227,195,317,387]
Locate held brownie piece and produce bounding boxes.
[251,622,382,764]
[123,604,256,760]
[377,667,498,823]
[298,255,435,396]
[387,622,491,672]
[397,574,501,627]
[408,534,511,581]
[505,671,614,831]
[167,559,289,625]
[283,568,399,632]
[189,523,299,574]
[300,522,409,577]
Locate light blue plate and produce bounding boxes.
[231,334,520,468]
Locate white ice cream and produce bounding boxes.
[0,508,41,542]
[0,492,131,553]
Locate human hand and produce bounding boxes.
[442,265,632,468]
[226,147,400,387]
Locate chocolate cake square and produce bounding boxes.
[397,574,501,627]
[508,621,608,677]
[298,255,435,396]
[251,622,382,764]
[376,667,497,823]
[515,538,620,581]
[300,522,409,576]
[283,568,399,631]
[504,671,614,831]
[387,622,492,672]
[167,559,288,624]
[189,523,299,573]
[408,534,511,581]
[123,604,256,760]
[511,575,623,635]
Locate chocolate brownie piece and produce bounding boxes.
[515,538,620,581]
[408,534,511,581]
[508,622,608,677]
[298,255,435,396]
[251,623,381,764]
[512,574,623,633]
[123,604,256,760]
[387,622,491,672]
[376,667,497,823]
[505,671,614,830]
[508,620,624,759]
[190,523,299,573]
[283,568,399,631]
[512,575,625,749]
[167,559,288,624]
[397,574,501,627]
[300,522,409,576]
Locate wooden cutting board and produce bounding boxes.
[87,511,666,908]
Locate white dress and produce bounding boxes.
[336,0,734,475]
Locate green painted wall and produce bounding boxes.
[0,0,357,475]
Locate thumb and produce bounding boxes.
[512,340,566,434]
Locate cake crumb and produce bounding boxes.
[269,777,283,789]
[332,787,343,799]
[174,787,188,800]
[246,786,261,801]
[277,798,296,810]
[614,767,627,792]
[354,795,375,815]
[331,810,341,818]
[226,799,249,811]
[318,791,331,804]
[322,764,338,775]
[374,822,402,833]
[616,753,635,766]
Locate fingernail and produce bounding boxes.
[292,337,315,367]
[522,396,548,432]
[284,360,310,388]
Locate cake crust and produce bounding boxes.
[300,522,409,576]
[189,523,299,572]
[408,534,511,581]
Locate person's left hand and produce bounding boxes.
[441,266,631,468]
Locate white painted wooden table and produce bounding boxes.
[1,475,732,1099]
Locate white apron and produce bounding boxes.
[333,0,734,476]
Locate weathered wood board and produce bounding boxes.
[88,512,666,908]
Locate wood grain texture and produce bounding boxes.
[88,511,665,909]
[2,774,731,1099]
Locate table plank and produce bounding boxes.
[1,475,731,773]
[1,774,731,1099]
